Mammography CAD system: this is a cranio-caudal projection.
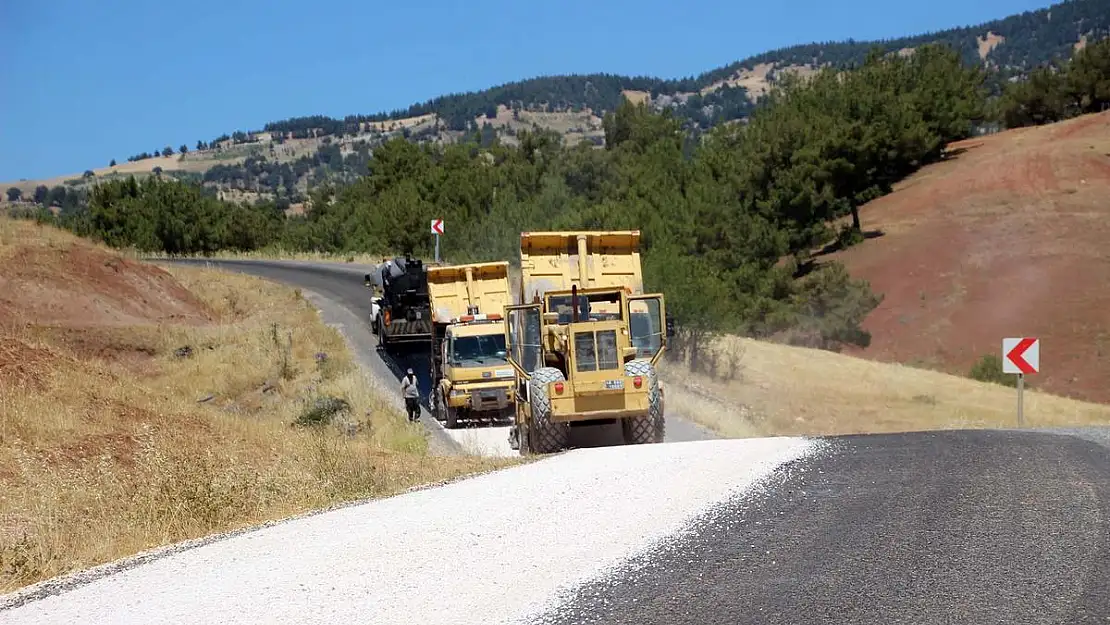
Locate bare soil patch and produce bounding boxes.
[830,111,1110,403]
[977,31,1005,59]
[0,234,212,328]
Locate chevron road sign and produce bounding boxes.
[431,219,444,263]
[1003,337,1039,374]
[1003,337,1039,426]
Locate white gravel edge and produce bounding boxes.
[0,449,526,611]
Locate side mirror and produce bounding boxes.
[665,315,676,338]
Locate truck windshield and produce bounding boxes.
[450,334,509,366]
[547,291,622,323]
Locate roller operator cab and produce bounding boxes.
[503,231,676,455]
[427,261,517,428]
[363,254,433,353]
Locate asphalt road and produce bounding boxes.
[157,258,717,454]
[529,428,1110,625]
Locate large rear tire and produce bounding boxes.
[527,367,570,454]
[621,359,665,444]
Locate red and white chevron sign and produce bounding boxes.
[1002,337,1039,374]
[430,219,444,235]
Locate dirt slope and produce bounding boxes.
[0,235,212,328]
[832,111,1110,403]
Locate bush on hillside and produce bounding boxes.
[968,353,1020,387]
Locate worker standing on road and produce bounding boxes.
[401,368,420,422]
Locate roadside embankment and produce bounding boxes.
[0,218,516,593]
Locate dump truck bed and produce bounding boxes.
[427,261,513,324]
[519,230,643,303]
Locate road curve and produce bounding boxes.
[154,258,718,455]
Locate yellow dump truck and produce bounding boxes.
[427,261,517,429]
[502,230,674,454]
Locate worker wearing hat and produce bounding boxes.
[401,368,420,422]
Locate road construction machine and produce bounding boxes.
[363,254,433,353]
[502,230,674,455]
[427,261,517,429]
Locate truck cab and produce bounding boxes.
[435,314,516,427]
[427,262,517,428]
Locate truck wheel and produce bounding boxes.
[527,367,570,454]
[621,359,665,444]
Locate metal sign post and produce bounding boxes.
[1002,337,1039,427]
[431,219,444,263]
[1016,373,1024,426]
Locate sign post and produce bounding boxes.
[1002,337,1039,426]
[430,219,444,263]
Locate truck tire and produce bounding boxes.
[621,359,665,444]
[527,367,570,454]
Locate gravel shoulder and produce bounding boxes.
[0,438,819,625]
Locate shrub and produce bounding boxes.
[968,353,1019,387]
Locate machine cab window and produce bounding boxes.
[546,291,622,324]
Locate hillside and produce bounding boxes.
[3,0,1107,204]
[0,217,511,591]
[831,110,1110,404]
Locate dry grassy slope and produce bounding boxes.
[830,111,1110,404]
[0,218,513,593]
[659,332,1110,439]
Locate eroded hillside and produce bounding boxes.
[832,111,1110,403]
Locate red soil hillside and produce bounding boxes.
[832,111,1110,404]
[0,220,214,388]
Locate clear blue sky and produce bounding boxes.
[1,0,1053,181]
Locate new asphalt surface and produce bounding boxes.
[529,428,1110,625]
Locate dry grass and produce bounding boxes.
[0,219,517,593]
[659,334,1110,439]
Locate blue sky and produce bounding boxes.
[1,0,1053,181]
